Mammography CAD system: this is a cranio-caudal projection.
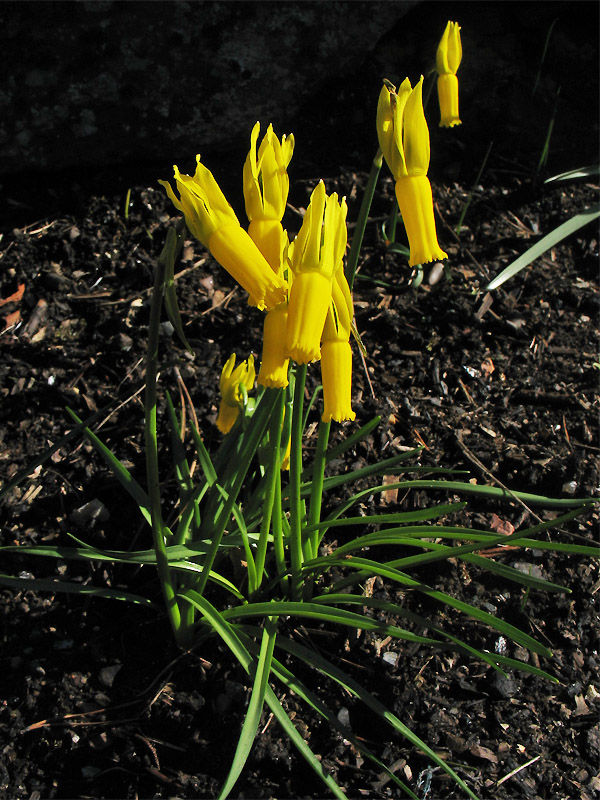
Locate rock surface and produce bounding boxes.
[0,0,415,175]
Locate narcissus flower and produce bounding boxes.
[285,182,348,364]
[159,158,285,311]
[436,21,462,128]
[320,266,355,423]
[244,122,294,272]
[377,78,447,267]
[216,353,255,434]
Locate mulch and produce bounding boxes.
[0,161,598,799]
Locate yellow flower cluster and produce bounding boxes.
[161,122,355,430]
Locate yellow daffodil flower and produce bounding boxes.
[159,158,285,311]
[216,353,255,434]
[376,78,448,267]
[285,181,348,364]
[436,21,462,128]
[320,266,356,423]
[244,122,294,272]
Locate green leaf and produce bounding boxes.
[222,601,443,646]
[0,572,157,607]
[182,591,347,799]
[66,408,153,526]
[486,203,600,290]
[308,556,552,656]
[238,627,420,799]
[545,164,600,183]
[272,635,480,800]
[160,225,194,354]
[217,617,278,800]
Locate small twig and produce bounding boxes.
[455,431,544,523]
[496,755,541,787]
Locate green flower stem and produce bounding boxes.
[289,364,307,601]
[346,147,383,292]
[252,389,285,599]
[307,420,330,563]
[271,465,288,596]
[146,228,184,646]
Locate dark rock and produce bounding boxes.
[0,0,414,174]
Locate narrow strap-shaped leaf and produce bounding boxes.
[161,223,194,354]
[188,420,218,486]
[217,617,278,800]
[0,572,157,607]
[310,556,552,656]
[222,601,442,646]
[66,408,152,524]
[182,591,347,799]
[237,627,420,800]
[486,203,600,290]
[270,635,480,800]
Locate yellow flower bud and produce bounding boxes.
[436,21,462,128]
[160,157,286,311]
[216,354,255,434]
[376,78,447,266]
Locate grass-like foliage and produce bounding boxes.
[1,222,596,798]
[1,24,598,796]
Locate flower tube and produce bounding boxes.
[243,121,294,271]
[436,21,462,128]
[320,266,355,423]
[285,182,348,364]
[376,77,447,267]
[215,354,256,434]
[159,158,285,311]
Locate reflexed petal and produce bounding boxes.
[403,78,430,177]
[395,176,448,267]
[322,265,353,342]
[243,122,294,223]
[248,219,286,273]
[437,21,462,75]
[321,340,355,423]
[160,158,239,247]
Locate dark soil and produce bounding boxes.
[1,129,599,800]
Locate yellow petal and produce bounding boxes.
[403,77,430,177]
[248,219,286,273]
[437,21,462,75]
